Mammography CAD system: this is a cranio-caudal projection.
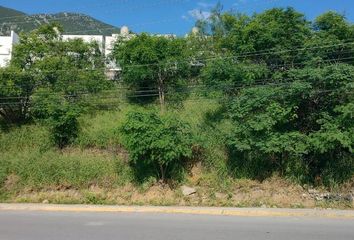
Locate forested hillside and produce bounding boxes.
[0,6,120,35]
[0,7,353,208]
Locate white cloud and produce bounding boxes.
[188,9,211,20]
[181,15,189,20]
[182,1,214,22]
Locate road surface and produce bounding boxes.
[0,210,353,240]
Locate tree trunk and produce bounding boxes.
[159,164,166,183]
[158,71,165,113]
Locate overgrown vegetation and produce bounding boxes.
[120,109,193,182]
[0,6,353,207]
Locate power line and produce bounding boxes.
[2,24,354,71]
[1,76,353,101]
[1,50,354,79]
[1,43,353,77]
[1,88,352,107]
[122,51,354,69]
[2,54,354,92]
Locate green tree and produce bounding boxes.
[31,88,80,148]
[0,23,108,125]
[12,23,107,95]
[204,7,311,67]
[0,67,34,124]
[226,64,354,185]
[303,12,354,66]
[120,109,193,182]
[201,59,269,94]
[314,11,353,40]
[113,34,192,109]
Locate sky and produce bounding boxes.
[0,0,353,35]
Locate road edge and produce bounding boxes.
[1,204,354,219]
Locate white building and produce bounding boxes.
[0,27,131,79]
[0,26,184,79]
[62,26,133,58]
[62,34,105,52]
[62,26,134,79]
[0,31,19,68]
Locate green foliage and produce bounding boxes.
[314,11,353,40]
[201,59,269,93]
[0,150,128,190]
[76,111,122,149]
[113,34,192,105]
[120,109,194,182]
[1,7,354,191]
[31,89,81,148]
[12,24,107,92]
[0,124,51,154]
[195,5,354,186]
[48,107,80,149]
[204,7,311,66]
[0,67,34,124]
[0,158,10,189]
[0,23,108,125]
[0,122,132,191]
[224,64,354,185]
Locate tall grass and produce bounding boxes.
[0,98,229,191]
[0,150,132,190]
[76,104,145,149]
[0,121,133,192]
[1,97,352,200]
[181,100,231,174]
[0,125,51,153]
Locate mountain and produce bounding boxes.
[0,6,26,18]
[0,6,120,36]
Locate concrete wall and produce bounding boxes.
[105,34,118,58]
[0,31,19,67]
[62,35,105,52]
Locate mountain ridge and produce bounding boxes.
[0,6,120,36]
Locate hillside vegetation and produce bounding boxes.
[0,6,353,208]
[0,6,26,18]
[0,6,120,35]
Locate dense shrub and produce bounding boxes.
[31,89,80,148]
[120,109,194,182]
[48,108,80,148]
[224,65,354,186]
[0,23,108,125]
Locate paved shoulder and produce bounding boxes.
[0,209,354,240]
[0,203,354,218]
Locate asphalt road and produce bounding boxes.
[0,210,353,240]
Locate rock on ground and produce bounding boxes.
[181,186,196,196]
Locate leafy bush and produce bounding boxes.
[120,109,194,182]
[49,107,80,148]
[225,64,354,186]
[0,23,108,125]
[113,34,192,105]
[32,89,80,148]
